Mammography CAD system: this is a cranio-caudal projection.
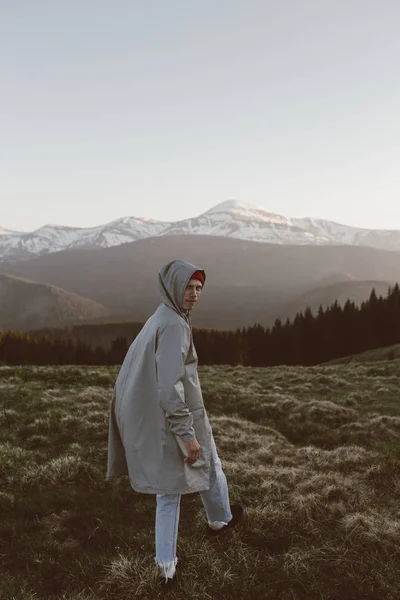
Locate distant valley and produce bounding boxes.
[1,234,399,331]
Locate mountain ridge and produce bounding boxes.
[279,279,393,322]
[0,273,110,331]
[2,200,400,262]
[2,234,400,329]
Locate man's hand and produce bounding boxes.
[184,439,201,464]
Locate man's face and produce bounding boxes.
[182,278,203,311]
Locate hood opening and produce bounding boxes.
[158,260,206,319]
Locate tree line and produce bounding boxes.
[1,285,400,366]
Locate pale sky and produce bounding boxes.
[1,0,400,232]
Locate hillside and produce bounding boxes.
[2,363,399,599]
[280,279,392,320]
[0,273,109,331]
[2,235,400,328]
[325,343,400,365]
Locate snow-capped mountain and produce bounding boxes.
[0,227,18,236]
[165,201,400,249]
[0,217,168,262]
[1,200,400,263]
[163,201,328,244]
[291,217,400,252]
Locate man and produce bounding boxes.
[107,259,243,588]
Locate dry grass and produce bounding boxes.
[1,363,399,599]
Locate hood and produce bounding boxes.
[158,259,206,319]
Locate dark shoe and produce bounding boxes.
[206,504,244,536]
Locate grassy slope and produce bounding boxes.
[325,343,400,365]
[1,363,399,600]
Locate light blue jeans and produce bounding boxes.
[155,435,232,579]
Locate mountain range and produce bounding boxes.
[2,234,400,331]
[2,200,400,263]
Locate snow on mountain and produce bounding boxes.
[162,200,329,244]
[0,227,21,236]
[0,217,169,262]
[0,224,87,261]
[1,200,400,263]
[83,216,168,248]
[292,217,400,251]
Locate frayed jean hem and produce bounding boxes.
[155,557,178,582]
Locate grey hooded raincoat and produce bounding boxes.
[107,260,212,495]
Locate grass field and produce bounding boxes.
[1,362,400,600]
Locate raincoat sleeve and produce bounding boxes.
[155,323,196,443]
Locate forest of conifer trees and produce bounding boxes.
[1,285,400,367]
